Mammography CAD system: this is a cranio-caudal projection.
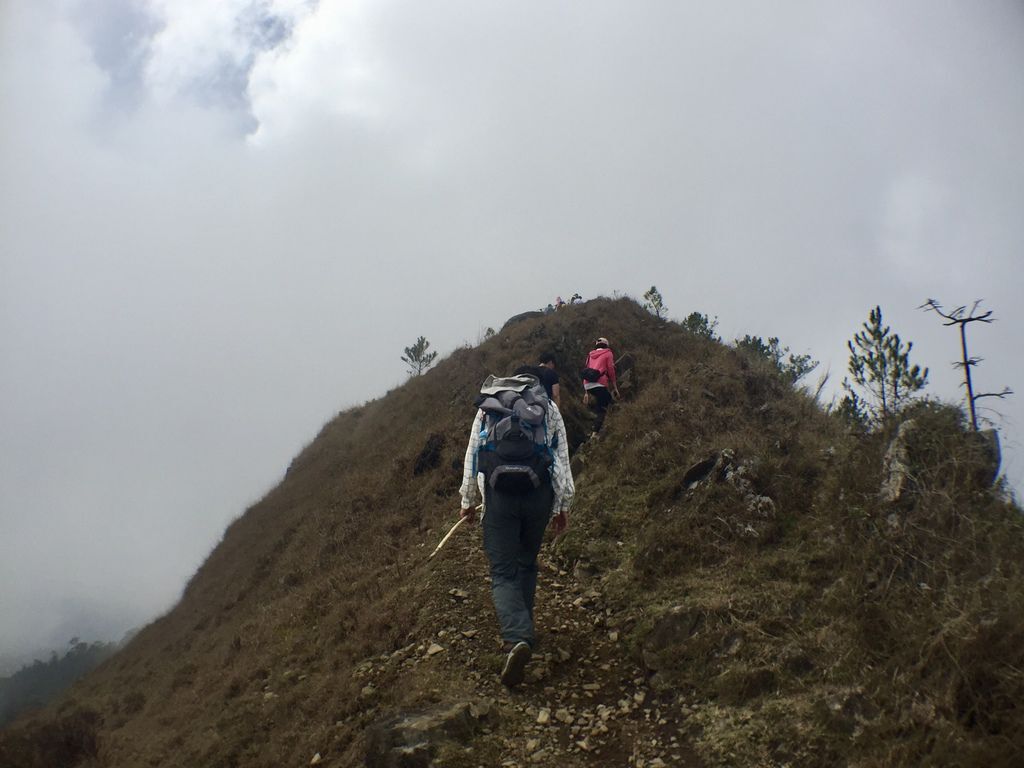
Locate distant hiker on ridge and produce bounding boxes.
[514,352,561,410]
[459,373,574,688]
[582,337,620,439]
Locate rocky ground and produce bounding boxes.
[352,513,704,768]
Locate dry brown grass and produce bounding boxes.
[2,298,1021,767]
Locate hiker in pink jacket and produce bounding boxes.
[581,337,620,437]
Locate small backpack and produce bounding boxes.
[582,347,611,383]
[475,375,554,494]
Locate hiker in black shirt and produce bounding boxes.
[537,351,561,409]
[515,352,561,410]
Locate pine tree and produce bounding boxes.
[643,286,667,319]
[682,311,718,340]
[843,306,928,422]
[735,335,819,385]
[401,336,437,376]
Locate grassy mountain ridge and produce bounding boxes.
[2,298,1021,767]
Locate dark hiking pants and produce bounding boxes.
[587,385,613,433]
[482,482,554,648]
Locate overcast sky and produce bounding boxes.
[2,0,1022,661]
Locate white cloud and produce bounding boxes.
[248,0,382,143]
[95,0,312,128]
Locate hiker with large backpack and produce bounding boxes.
[581,336,620,438]
[458,373,574,687]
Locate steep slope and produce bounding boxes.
[2,298,1021,768]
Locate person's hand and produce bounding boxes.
[582,392,591,406]
[460,507,477,526]
[551,510,568,535]
[613,388,621,401]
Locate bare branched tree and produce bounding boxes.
[921,298,1013,430]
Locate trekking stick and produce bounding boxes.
[428,505,483,560]
[428,517,465,560]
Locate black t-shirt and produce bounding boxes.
[538,367,559,399]
[514,365,559,399]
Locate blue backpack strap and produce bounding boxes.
[473,412,494,475]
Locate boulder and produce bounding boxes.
[880,419,916,503]
[365,701,493,768]
[969,428,1002,487]
[881,420,1002,504]
[641,606,705,673]
[500,310,545,331]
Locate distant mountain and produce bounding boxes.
[0,652,48,679]
[1,642,117,727]
[2,298,1020,767]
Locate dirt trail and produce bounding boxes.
[354,515,703,767]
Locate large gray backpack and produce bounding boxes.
[475,374,553,494]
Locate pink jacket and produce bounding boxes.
[584,347,617,388]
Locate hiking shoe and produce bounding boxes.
[500,642,531,688]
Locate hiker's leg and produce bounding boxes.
[517,484,554,621]
[483,487,532,647]
[592,387,612,432]
[591,386,606,432]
